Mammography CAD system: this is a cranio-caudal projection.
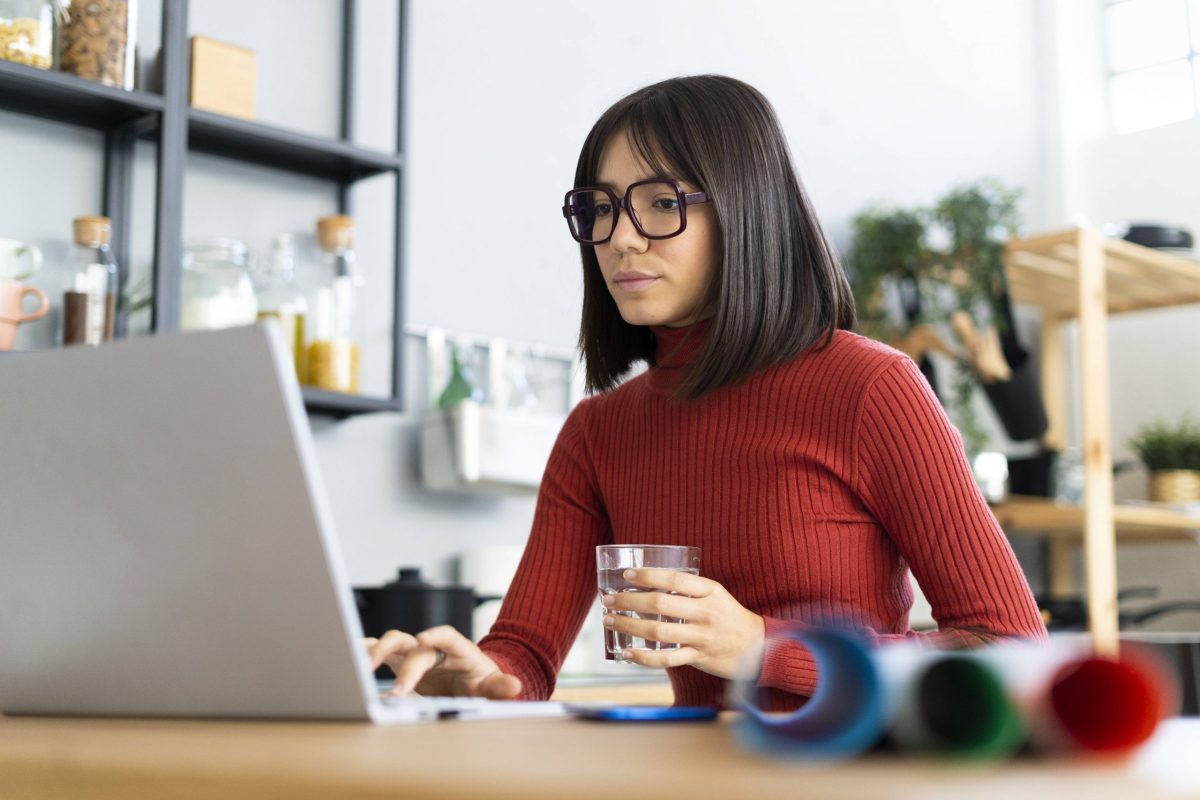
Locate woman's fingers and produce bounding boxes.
[367,630,419,671]
[413,624,477,661]
[389,646,444,696]
[604,611,702,648]
[602,588,696,620]
[413,625,523,698]
[413,625,494,675]
[620,645,701,669]
[368,625,521,699]
[622,568,714,597]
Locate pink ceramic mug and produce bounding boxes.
[0,277,50,351]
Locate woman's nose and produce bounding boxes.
[609,206,648,254]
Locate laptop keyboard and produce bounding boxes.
[377,693,567,722]
[379,694,491,719]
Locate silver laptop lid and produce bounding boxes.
[0,324,377,719]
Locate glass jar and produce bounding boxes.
[181,239,258,331]
[0,0,61,70]
[58,0,134,88]
[255,233,308,382]
[306,215,363,394]
[62,215,118,347]
[1054,447,1085,506]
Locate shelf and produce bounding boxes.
[187,110,403,182]
[0,59,163,130]
[301,387,401,418]
[993,496,1200,544]
[1004,229,1200,319]
[0,64,402,183]
[0,360,397,417]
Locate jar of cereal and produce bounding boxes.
[0,0,63,70]
[58,0,134,89]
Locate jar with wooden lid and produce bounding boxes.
[57,0,135,89]
[0,0,64,70]
[62,215,118,347]
[306,215,363,394]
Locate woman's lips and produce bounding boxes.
[615,277,659,292]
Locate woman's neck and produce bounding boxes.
[647,317,714,394]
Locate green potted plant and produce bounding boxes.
[847,203,991,453]
[847,179,1045,456]
[1129,416,1200,503]
[929,180,1048,444]
[846,206,934,344]
[928,180,1020,324]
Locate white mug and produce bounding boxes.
[0,239,43,281]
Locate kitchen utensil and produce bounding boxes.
[354,567,495,642]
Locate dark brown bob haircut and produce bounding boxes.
[574,74,856,401]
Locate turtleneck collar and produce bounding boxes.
[646,316,714,396]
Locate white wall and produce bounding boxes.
[407,0,1048,348]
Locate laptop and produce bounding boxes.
[0,323,564,724]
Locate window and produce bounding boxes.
[1105,0,1200,132]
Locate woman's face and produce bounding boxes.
[593,134,719,328]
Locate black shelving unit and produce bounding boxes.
[187,108,403,182]
[0,58,163,128]
[0,0,407,418]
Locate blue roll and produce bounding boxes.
[733,628,887,759]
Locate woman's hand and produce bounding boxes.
[366,625,522,699]
[602,568,765,680]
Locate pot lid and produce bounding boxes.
[379,567,470,592]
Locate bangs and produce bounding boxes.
[579,93,703,192]
[624,110,698,187]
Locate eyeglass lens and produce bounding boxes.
[567,181,684,243]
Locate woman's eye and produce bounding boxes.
[651,197,680,212]
[594,203,614,217]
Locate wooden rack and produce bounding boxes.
[996,228,1200,656]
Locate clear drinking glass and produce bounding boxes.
[596,544,701,663]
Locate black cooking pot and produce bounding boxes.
[353,567,495,641]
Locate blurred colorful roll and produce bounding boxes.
[731,628,887,759]
[732,627,1177,760]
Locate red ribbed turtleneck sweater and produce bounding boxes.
[479,319,1046,708]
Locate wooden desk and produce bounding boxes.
[2,715,1198,800]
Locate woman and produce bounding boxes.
[369,75,1046,709]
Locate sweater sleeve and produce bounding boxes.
[757,355,1046,697]
[477,400,609,700]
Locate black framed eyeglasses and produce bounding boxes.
[561,179,711,245]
